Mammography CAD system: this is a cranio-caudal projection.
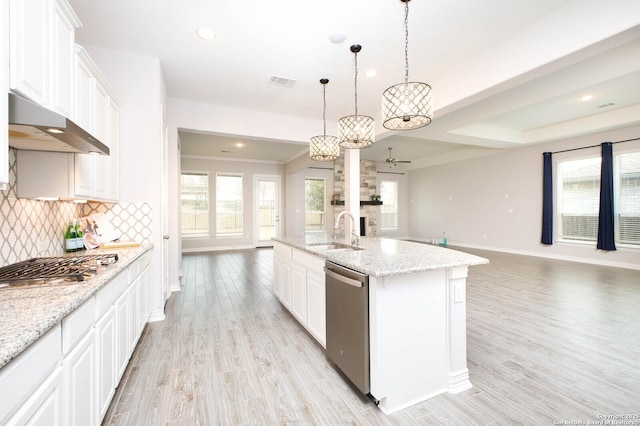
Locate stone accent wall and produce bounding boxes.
[333,156,379,237]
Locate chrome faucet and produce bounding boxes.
[334,211,360,246]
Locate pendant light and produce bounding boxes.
[382,0,432,130]
[338,44,375,149]
[310,79,340,161]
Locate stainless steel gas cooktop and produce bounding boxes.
[0,253,119,289]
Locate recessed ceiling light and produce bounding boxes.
[328,31,347,44]
[235,142,244,148]
[578,94,593,102]
[365,69,377,78]
[196,26,216,41]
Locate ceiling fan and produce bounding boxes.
[383,147,411,168]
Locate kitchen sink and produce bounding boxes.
[306,242,364,252]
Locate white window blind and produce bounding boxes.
[557,157,601,241]
[617,152,640,244]
[181,172,209,236]
[380,180,398,231]
[216,174,243,237]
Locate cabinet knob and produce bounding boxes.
[163,235,170,240]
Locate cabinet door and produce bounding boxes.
[128,280,139,353]
[49,0,75,118]
[9,0,49,105]
[63,329,95,426]
[115,289,130,383]
[306,271,326,347]
[7,367,63,426]
[95,305,116,423]
[1,1,9,188]
[107,98,120,200]
[281,260,292,310]
[273,256,282,298]
[291,264,307,323]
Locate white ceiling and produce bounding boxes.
[68,0,640,169]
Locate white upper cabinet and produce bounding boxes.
[1,0,9,188]
[74,45,120,202]
[49,0,78,118]
[9,0,79,114]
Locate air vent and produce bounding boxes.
[597,102,615,108]
[270,76,296,88]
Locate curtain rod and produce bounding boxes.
[550,137,640,154]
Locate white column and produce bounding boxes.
[344,148,360,238]
[447,266,472,393]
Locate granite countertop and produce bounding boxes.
[272,235,488,278]
[0,245,152,369]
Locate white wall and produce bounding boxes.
[83,45,168,319]
[408,125,640,269]
[181,156,284,252]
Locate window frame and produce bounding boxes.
[304,177,327,233]
[180,171,210,238]
[379,179,399,231]
[215,173,244,238]
[554,148,640,248]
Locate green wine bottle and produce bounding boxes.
[75,219,84,251]
[65,220,76,253]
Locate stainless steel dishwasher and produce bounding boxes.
[325,261,370,394]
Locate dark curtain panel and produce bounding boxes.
[541,152,553,245]
[597,142,616,251]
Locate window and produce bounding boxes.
[216,174,243,237]
[557,157,601,241]
[181,172,209,236]
[557,150,640,245]
[305,178,325,232]
[617,152,640,244]
[380,180,398,231]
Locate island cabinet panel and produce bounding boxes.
[306,270,326,347]
[273,243,327,347]
[95,304,116,422]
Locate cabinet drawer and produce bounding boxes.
[273,242,291,260]
[95,270,128,318]
[292,249,324,274]
[62,297,96,354]
[0,324,62,423]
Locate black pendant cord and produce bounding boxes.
[322,83,327,138]
[549,137,640,155]
[354,51,359,118]
[404,0,410,84]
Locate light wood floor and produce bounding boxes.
[103,247,640,425]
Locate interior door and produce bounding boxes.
[255,175,280,247]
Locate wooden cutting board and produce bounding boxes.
[100,241,141,249]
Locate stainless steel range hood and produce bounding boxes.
[8,93,109,155]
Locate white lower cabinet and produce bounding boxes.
[7,366,64,426]
[306,270,326,347]
[95,304,116,422]
[291,264,307,323]
[273,243,327,348]
[63,329,95,426]
[0,251,154,426]
[115,288,130,383]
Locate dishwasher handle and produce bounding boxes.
[324,267,364,288]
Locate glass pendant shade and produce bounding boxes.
[338,114,375,149]
[310,135,339,161]
[310,78,340,161]
[382,81,432,130]
[382,0,433,131]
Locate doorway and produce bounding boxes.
[255,175,280,247]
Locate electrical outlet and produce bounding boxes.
[454,283,465,303]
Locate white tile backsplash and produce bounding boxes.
[0,149,152,267]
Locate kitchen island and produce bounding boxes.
[272,235,488,415]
